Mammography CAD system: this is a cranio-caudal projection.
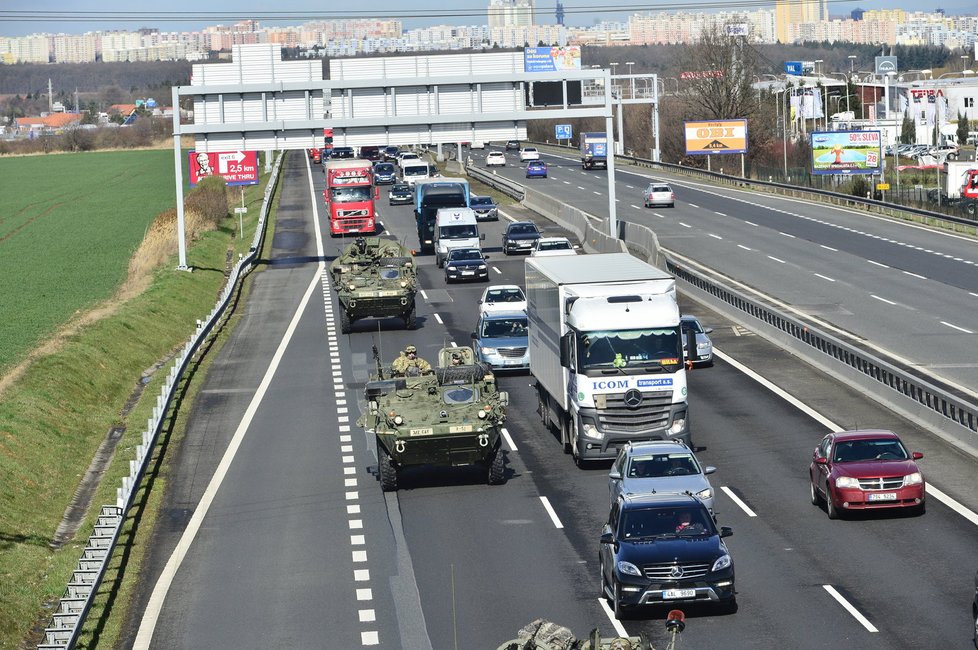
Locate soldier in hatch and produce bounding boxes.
[391,345,433,376]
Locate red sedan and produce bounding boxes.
[809,429,925,519]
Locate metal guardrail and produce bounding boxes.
[37,153,285,649]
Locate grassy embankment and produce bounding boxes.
[0,150,281,649]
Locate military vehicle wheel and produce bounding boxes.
[487,450,505,485]
[340,309,352,334]
[404,307,417,330]
[379,448,399,492]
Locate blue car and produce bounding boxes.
[526,160,548,178]
[373,162,397,185]
[471,310,529,371]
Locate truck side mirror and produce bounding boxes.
[684,328,697,362]
[559,333,572,367]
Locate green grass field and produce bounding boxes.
[0,150,178,374]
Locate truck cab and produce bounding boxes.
[434,208,483,267]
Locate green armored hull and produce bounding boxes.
[329,236,417,333]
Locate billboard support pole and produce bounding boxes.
[741,153,745,178]
[652,74,661,163]
[605,70,618,239]
[172,85,189,271]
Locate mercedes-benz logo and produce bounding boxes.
[623,389,643,408]
[669,566,684,578]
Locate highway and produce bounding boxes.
[121,151,978,649]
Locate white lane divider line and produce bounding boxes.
[814,273,836,282]
[737,244,752,251]
[821,244,838,252]
[631,204,642,210]
[902,270,927,280]
[688,203,699,208]
[597,599,630,637]
[716,212,727,217]
[767,256,786,264]
[780,231,795,238]
[493,266,502,274]
[501,427,518,451]
[870,295,897,305]
[822,585,878,633]
[720,486,757,517]
[539,496,564,529]
[867,259,889,268]
[433,313,444,324]
[419,289,428,300]
[941,321,974,334]
[708,233,722,239]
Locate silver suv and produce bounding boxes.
[608,440,717,514]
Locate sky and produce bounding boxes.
[1,1,975,37]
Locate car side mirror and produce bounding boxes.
[498,391,509,406]
[720,526,733,538]
[470,332,478,340]
[815,457,828,465]
[704,466,716,475]
[480,233,486,241]
[704,327,714,334]
[599,531,615,545]
[608,470,622,480]
[912,451,923,459]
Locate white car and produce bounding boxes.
[478,285,527,314]
[531,236,577,257]
[397,152,421,166]
[519,147,541,162]
[486,151,506,167]
[643,183,675,208]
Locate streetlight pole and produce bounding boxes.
[609,62,621,154]
[848,55,857,73]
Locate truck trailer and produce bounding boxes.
[526,253,691,465]
[414,178,470,254]
[580,132,609,170]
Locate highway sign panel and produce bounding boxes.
[556,124,573,140]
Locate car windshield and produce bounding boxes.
[539,240,570,251]
[832,438,910,462]
[489,152,504,157]
[509,224,539,235]
[620,507,710,539]
[403,166,428,177]
[330,186,372,203]
[650,185,670,193]
[440,224,477,238]
[481,317,528,338]
[626,453,700,478]
[392,184,410,192]
[470,197,493,207]
[486,288,525,303]
[681,319,704,334]
[443,386,478,404]
[578,328,681,371]
[375,164,394,174]
[529,162,545,168]
[448,250,482,262]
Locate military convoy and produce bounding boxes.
[496,613,686,650]
[329,237,418,333]
[357,346,509,491]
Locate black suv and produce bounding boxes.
[330,146,355,159]
[599,493,735,619]
[501,221,542,255]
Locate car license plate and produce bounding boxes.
[868,492,897,502]
[503,359,521,365]
[663,589,696,599]
[462,271,474,276]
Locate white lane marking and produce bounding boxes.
[577,186,587,190]
[821,244,838,252]
[625,184,634,189]
[501,427,518,451]
[970,292,978,298]
[822,585,878,633]
[720,486,757,517]
[941,321,974,334]
[492,266,502,274]
[631,204,642,210]
[708,233,722,239]
[539,496,564,529]
[597,599,630,637]
[679,222,692,229]
[716,212,727,217]
[653,212,666,219]
[768,256,786,264]
[814,273,836,282]
[737,244,752,251]
[433,313,444,324]
[867,259,889,268]
[450,341,457,347]
[419,289,428,300]
[593,191,602,196]
[780,231,795,238]
[902,270,927,280]
[689,203,699,208]
[563,180,571,184]
[928,485,978,525]
[870,295,897,305]
[744,220,758,227]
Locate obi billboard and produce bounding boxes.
[810,131,882,175]
[683,119,748,155]
[189,150,259,186]
[524,46,581,72]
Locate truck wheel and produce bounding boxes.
[404,307,417,330]
[560,417,572,455]
[340,309,351,334]
[487,450,505,485]
[379,447,399,492]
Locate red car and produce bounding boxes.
[809,429,925,519]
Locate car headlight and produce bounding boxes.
[904,472,923,486]
[696,488,713,500]
[478,264,487,270]
[697,342,711,350]
[668,416,686,435]
[447,266,456,271]
[480,346,497,355]
[617,560,642,577]
[711,554,731,572]
[835,476,860,489]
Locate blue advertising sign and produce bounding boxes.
[556,124,573,140]
[784,61,803,76]
[524,46,582,73]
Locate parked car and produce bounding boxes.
[928,144,959,160]
[471,310,530,370]
[809,429,926,519]
[444,247,489,283]
[608,440,717,514]
[478,284,527,314]
[681,315,714,367]
[599,493,735,619]
[469,195,499,221]
[519,147,541,162]
[644,183,676,208]
[373,162,397,185]
[486,151,507,167]
[526,160,548,178]
[505,140,521,150]
[501,221,542,254]
[388,182,414,205]
[531,236,577,257]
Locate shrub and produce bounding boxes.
[183,175,229,228]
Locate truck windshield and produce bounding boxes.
[439,224,477,238]
[330,186,372,203]
[577,328,681,372]
[404,166,428,177]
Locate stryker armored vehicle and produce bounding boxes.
[358,346,508,491]
[496,616,683,650]
[329,237,417,333]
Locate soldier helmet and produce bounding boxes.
[405,345,417,354]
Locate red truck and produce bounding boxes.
[323,159,377,235]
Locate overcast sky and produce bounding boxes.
[2,1,974,37]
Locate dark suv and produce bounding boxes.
[505,140,520,150]
[501,221,542,255]
[599,493,735,619]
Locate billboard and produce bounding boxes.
[810,131,882,175]
[523,46,581,72]
[189,150,260,186]
[784,61,803,76]
[684,119,748,155]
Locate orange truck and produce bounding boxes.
[323,159,378,235]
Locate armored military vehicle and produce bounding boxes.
[358,346,508,491]
[329,237,417,333]
[497,618,666,650]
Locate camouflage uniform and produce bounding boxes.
[391,346,432,376]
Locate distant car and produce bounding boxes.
[531,236,577,257]
[469,195,499,221]
[373,162,397,185]
[388,182,414,205]
[505,140,521,150]
[359,145,382,161]
[383,146,401,161]
[809,429,926,519]
[472,310,529,370]
[486,151,506,167]
[470,141,486,150]
[929,144,959,160]
[519,147,541,162]
[681,315,714,367]
[444,248,489,283]
[608,440,717,514]
[330,146,355,159]
[397,152,421,167]
[478,284,527,314]
[526,160,548,178]
[644,183,676,208]
[501,221,542,255]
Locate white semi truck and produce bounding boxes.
[525,253,691,466]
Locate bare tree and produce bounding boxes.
[674,24,761,122]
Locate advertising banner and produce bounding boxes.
[189,150,259,186]
[523,46,581,72]
[784,61,803,76]
[683,119,748,155]
[810,131,882,175]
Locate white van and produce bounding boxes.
[434,208,483,267]
[402,162,431,187]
